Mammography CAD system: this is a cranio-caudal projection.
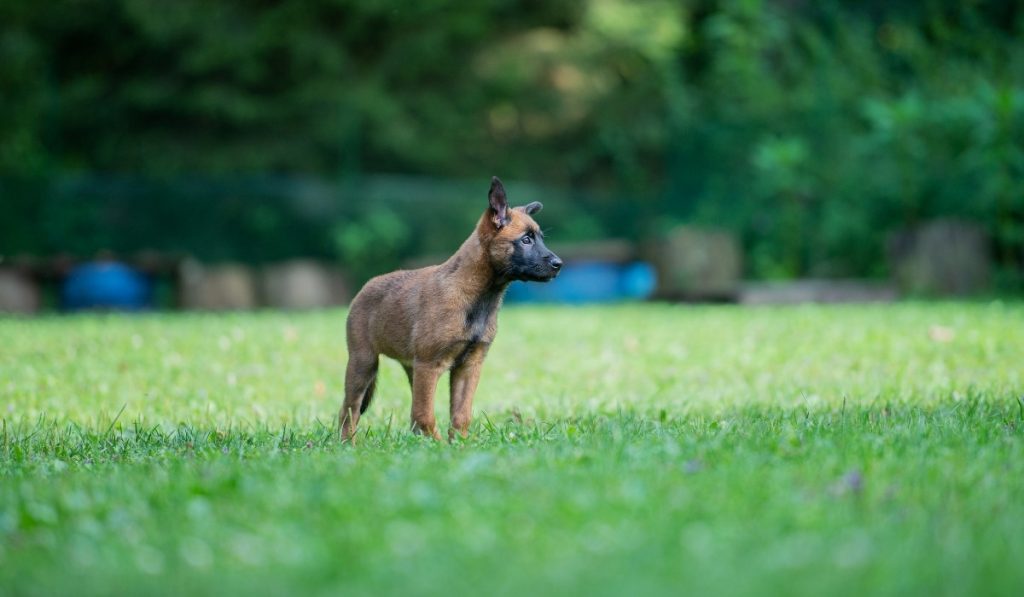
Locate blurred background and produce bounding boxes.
[1,0,1022,312]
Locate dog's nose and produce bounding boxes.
[549,256,562,270]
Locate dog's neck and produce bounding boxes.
[443,223,510,301]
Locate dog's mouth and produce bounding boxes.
[511,264,561,283]
[529,268,560,282]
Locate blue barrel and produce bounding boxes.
[506,261,657,304]
[62,262,152,311]
[619,262,657,299]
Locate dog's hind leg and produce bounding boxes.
[340,352,378,442]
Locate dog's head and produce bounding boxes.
[480,176,562,282]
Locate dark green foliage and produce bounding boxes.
[1,1,1022,284]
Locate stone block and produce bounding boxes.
[178,261,257,310]
[888,219,991,296]
[647,226,742,301]
[0,268,40,314]
[261,260,349,309]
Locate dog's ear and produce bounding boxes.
[516,201,543,215]
[488,176,509,229]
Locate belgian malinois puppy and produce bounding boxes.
[340,177,562,441]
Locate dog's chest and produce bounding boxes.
[464,288,502,342]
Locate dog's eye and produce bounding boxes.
[520,235,533,245]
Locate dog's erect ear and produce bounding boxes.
[488,176,509,229]
[516,201,543,215]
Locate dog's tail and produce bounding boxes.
[359,374,377,414]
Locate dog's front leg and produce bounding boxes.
[410,362,444,439]
[449,345,488,441]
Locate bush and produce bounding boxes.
[1,1,1021,287]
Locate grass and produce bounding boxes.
[1,302,1022,596]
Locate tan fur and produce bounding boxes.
[340,203,547,441]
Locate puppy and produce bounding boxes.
[340,176,561,440]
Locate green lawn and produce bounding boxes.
[1,303,1022,596]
